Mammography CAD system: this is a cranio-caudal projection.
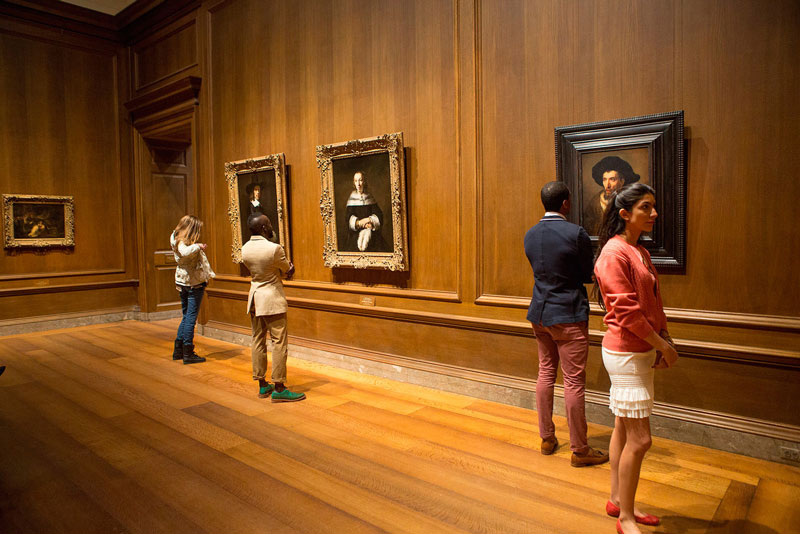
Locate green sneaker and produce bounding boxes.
[271,388,306,403]
[258,384,275,398]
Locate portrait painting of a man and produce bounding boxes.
[332,153,393,254]
[555,111,685,271]
[237,170,279,245]
[225,153,289,264]
[580,149,649,235]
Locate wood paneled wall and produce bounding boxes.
[479,0,800,315]
[191,0,800,440]
[2,0,798,444]
[0,19,138,322]
[131,12,199,94]
[206,0,461,293]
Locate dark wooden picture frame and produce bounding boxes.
[317,132,409,271]
[3,194,75,249]
[555,111,685,273]
[225,153,290,263]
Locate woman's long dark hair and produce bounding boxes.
[593,182,656,309]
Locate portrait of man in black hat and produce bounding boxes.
[238,171,280,245]
[582,155,641,235]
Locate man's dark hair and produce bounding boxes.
[591,156,640,186]
[247,212,272,235]
[540,182,571,212]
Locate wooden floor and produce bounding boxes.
[1,320,798,534]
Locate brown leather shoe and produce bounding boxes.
[541,437,558,455]
[571,447,609,467]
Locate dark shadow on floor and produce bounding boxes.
[653,515,780,534]
[589,430,612,450]
[204,349,246,361]
[291,380,330,393]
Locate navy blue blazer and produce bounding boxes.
[524,214,594,326]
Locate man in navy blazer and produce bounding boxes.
[524,182,608,467]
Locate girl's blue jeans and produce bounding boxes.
[176,283,206,345]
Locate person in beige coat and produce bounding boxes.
[241,213,305,402]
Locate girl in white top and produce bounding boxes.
[170,215,215,364]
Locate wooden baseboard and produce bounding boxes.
[0,306,138,329]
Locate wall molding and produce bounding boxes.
[0,268,126,282]
[0,14,118,54]
[0,279,139,298]
[473,0,485,308]
[212,275,461,303]
[125,75,201,132]
[206,287,800,368]
[119,0,199,43]
[207,288,527,335]
[0,0,118,43]
[476,294,800,333]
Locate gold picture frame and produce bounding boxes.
[317,132,408,271]
[225,153,290,263]
[3,194,75,248]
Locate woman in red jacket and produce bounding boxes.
[594,183,678,534]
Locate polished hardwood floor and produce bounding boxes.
[0,320,798,533]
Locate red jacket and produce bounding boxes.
[594,236,667,352]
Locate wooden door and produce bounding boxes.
[125,76,202,315]
[139,141,194,314]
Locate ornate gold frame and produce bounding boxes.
[225,153,290,263]
[317,132,408,270]
[3,194,75,248]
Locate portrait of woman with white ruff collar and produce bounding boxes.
[317,132,408,271]
[332,152,393,254]
[343,170,389,252]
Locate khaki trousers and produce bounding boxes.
[250,312,287,383]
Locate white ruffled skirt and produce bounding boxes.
[602,347,656,419]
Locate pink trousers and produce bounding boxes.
[532,321,589,453]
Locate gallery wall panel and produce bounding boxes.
[0,284,138,322]
[670,0,800,317]
[0,30,128,280]
[477,0,677,303]
[476,0,800,319]
[199,0,798,429]
[133,16,198,92]
[206,0,460,294]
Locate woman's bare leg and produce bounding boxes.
[609,416,626,505]
[617,416,652,534]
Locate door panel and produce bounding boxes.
[141,144,193,312]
